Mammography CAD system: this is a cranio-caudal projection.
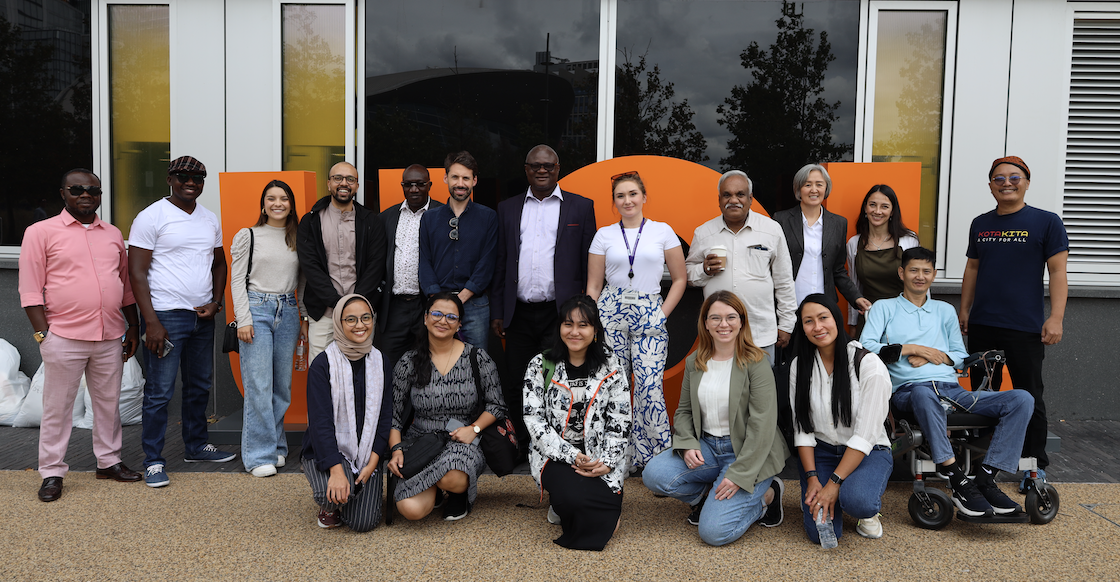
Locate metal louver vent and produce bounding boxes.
[1065,18,1120,273]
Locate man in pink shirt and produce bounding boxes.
[19,169,143,502]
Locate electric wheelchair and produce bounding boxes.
[890,350,1060,529]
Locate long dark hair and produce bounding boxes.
[854,185,916,249]
[254,180,299,250]
[792,294,853,434]
[545,295,609,375]
[409,291,464,388]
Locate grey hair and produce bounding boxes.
[793,164,832,200]
[718,170,753,194]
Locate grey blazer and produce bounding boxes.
[773,206,864,307]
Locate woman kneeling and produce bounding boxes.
[523,295,631,551]
[643,291,789,546]
[301,294,393,531]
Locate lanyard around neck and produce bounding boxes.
[619,218,647,282]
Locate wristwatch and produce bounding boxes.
[829,472,845,486]
[471,424,481,435]
[33,330,47,343]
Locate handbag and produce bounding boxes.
[469,347,520,476]
[386,391,447,525]
[221,229,254,354]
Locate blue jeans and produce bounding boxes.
[891,380,1034,473]
[459,294,489,348]
[797,441,892,544]
[141,310,215,466]
[239,292,299,471]
[643,434,775,546]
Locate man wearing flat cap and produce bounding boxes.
[959,156,1068,489]
[128,156,235,489]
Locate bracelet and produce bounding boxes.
[390,443,404,453]
[805,470,818,478]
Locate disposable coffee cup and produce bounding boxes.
[710,245,728,271]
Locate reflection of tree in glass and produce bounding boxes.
[283,7,345,141]
[0,17,92,245]
[875,22,945,160]
[717,1,851,212]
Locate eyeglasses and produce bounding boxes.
[66,185,103,197]
[707,314,741,325]
[428,310,460,323]
[991,175,1024,186]
[172,173,205,184]
[448,216,459,241]
[341,313,373,327]
[611,170,640,182]
[525,163,558,172]
[329,175,358,185]
[401,180,430,189]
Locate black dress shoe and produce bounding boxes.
[38,477,63,502]
[96,462,142,482]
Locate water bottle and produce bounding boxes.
[816,507,838,549]
[295,335,308,372]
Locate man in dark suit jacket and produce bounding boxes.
[773,164,871,314]
[377,164,443,369]
[491,145,596,439]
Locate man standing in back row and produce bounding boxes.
[959,156,1068,490]
[20,169,143,502]
[298,161,388,361]
[379,164,443,369]
[419,151,498,348]
[491,145,596,442]
[129,156,233,488]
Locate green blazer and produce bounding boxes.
[672,353,790,493]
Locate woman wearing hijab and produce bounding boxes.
[301,294,393,531]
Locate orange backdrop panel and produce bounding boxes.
[218,171,319,426]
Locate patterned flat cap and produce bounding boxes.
[167,156,207,176]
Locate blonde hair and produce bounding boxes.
[694,291,765,371]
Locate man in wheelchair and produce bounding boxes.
[860,247,1033,518]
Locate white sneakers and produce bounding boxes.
[856,513,883,539]
[277,455,286,468]
[547,505,561,525]
[250,464,277,478]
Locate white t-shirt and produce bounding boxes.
[590,219,680,294]
[697,358,733,437]
[129,198,223,311]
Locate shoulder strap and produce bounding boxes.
[470,346,484,420]
[541,356,557,387]
[853,346,872,379]
[246,228,255,289]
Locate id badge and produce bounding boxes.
[620,291,640,305]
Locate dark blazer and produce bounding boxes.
[491,189,596,328]
[377,197,443,334]
[296,196,388,321]
[773,206,864,307]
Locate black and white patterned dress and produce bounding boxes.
[391,344,506,504]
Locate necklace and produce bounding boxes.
[868,234,892,251]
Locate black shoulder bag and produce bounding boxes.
[469,347,519,476]
[222,229,253,354]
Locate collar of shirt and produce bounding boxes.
[898,294,932,315]
[801,209,824,230]
[399,198,431,215]
[523,185,564,203]
[59,210,104,229]
[326,203,355,221]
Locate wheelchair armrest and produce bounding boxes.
[956,350,1005,374]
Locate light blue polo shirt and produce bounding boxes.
[859,295,970,391]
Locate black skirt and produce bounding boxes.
[541,460,623,551]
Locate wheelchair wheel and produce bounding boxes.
[1025,483,1060,524]
[908,489,954,530]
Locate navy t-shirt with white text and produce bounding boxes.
[966,204,1068,333]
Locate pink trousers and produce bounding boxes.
[38,333,124,478]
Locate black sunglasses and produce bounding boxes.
[173,173,205,184]
[65,185,103,197]
[401,180,431,189]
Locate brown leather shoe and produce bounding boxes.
[38,477,63,502]
[96,463,142,482]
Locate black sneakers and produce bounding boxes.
[759,479,785,527]
[442,491,470,521]
[687,495,706,526]
[949,475,995,517]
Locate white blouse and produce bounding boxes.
[789,340,892,454]
[697,358,733,437]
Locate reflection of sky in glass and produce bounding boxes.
[617,0,860,167]
[366,0,600,76]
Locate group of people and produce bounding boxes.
[19,149,1066,550]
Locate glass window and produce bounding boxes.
[108,4,170,239]
[0,1,93,245]
[870,10,948,250]
[282,4,348,202]
[616,0,860,213]
[364,0,600,209]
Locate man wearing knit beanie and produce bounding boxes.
[959,156,1069,491]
